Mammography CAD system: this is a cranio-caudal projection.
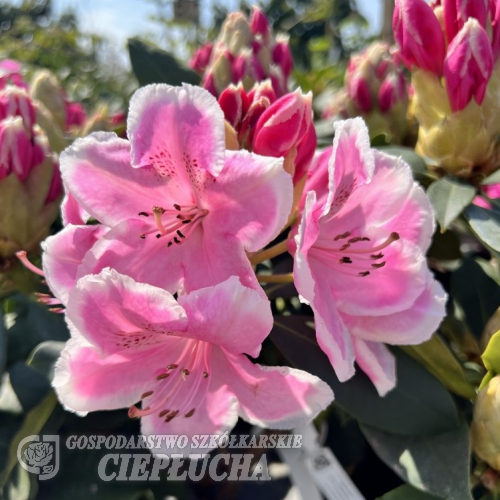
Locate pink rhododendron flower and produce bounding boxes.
[290,118,447,395]
[53,269,333,455]
[58,84,292,293]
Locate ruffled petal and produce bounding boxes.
[42,224,106,304]
[66,269,188,356]
[60,132,169,227]
[178,276,273,358]
[352,337,396,397]
[204,149,292,252]
[212,348,333,429]
[342,275,447,345]
[128,84,225,179]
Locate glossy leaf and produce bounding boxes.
[271,316,459,436]
[401,335,476,400]
[427,177,476,231]
[128,38,200,87]
[482,330,500,375]
[362,420,472,500]
[465,205,500,252]
[451,259,500,339]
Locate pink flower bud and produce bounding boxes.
[202,51,234,96]
[491,0,500,61]
[247,79,276,104]
[232,50,265,85]
[346,63,373,113]
[189,43,213,74]
[238,96,270,148]
[250,7,270,39]
[443,0,488,44]
[393,0,446,75]
[45,161,63,203]
[378,73,407,113]
[0,86,37,131]
[218,83,250,128]
[252,89,313,160]
[294,123,317,182]
[272,35,293,78]
[0,59,27,90]
[0,117,43,182]
[268,65,287,97]
[444,18,493,112]
[65,101,87,129]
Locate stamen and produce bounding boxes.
[185,409,195,418]
[371,262,386,269]
[156,373,170,380]
[359,271,370,277]
[16,251,45,276]
[141,391,154,399]
[138,212,150,217]
[152,207,167,235]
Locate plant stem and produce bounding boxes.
[250,240,290,265]
[256,273,294,284]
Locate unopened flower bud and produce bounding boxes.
[378,73,407,113]
[247,79,276,105]
[444,18,493,112]
[472,375,500,470]
[253,90,315,179]
[65,100,87,130]
[238,96,270,149]
[272,35,293,78]
[218,83,250,128]
[0,86,37,130]
[189,42,213,74]
[443,0,488,44]
[393,0,446,75]
[203,51,233,96]
[232,50,265,90]
[219,12,253,55]
[30,70,66,129]
[250,6,270,39]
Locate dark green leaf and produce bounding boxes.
[9,363,51,412]
[427,177,476,230]
[465,205,500,252]
[427,229,462,261]
[362,420,472,500]
[401,334,476,400]
[128,38,200,87]
[451,258,500,339]
[27,341,65,382]
[271,317,459,436]
[378,485,442,500]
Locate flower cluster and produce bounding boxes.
[190,7,293,98]
[0,72,61,290]
[324,42,410,144]
[37,78,446,453]
[394,0,500,175]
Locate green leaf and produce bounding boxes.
[128,38,200,87]
[451,258,500,339]
[362,420,472,500]
[271,317,459,436]
[27,341,65,381]
[378,485,442,500]
[427,229,462,261]
[465,205,500,252]
[427,177,476,230]
[481,169,500,186]
[482,330,500,374]
[401,334,476,399]
[9,363,51,412]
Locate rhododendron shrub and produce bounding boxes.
[5,5,500,499]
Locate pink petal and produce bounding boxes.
[293,191,356,381]
[203,149,293,252]
[60,132,170,227]
[212,348,334,429]
[178,276,273,358]
[352,337,396,397]
[67,269,188,356]
[61,191,90,226]
[127,84,225,178]
[78,219,260,294]
[42,224,106,304]
[141,381,238,456]
[326,239,428,316]
[324,118,375,217]
[342,275,447,345]
[53,331,186,413]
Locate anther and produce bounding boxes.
[203,371,209,378]
[141,391,154,399]
[167,364,178,370]
[159,410,170,417]
[177,230,185,239]
[339,257,352,264]
[138,212,150,217]
[156,373,170,380]
[185,409,195,418]
[140,234,146,239]
[174,204,181,211]
[174,237,181,244]
[156,234,161,239]
[371,253,384,259]
[339,244,350,251]
[372,262,386,269]
[359,271,370,277]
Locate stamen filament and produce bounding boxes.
[15,251,45,276]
